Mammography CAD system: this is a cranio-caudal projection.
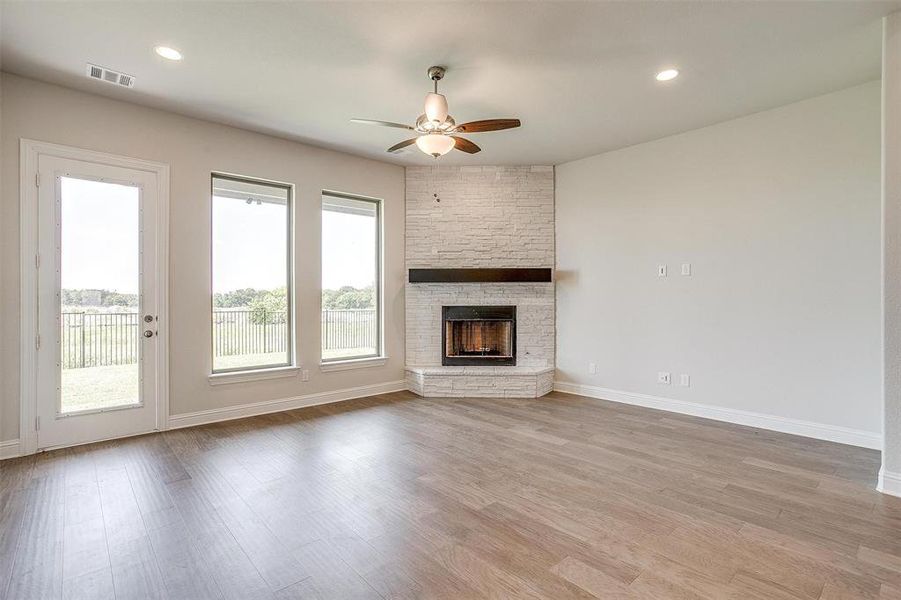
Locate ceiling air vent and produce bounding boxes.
[85,63,135,89]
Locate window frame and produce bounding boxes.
[320,190,384,364]
[210,172,295,375]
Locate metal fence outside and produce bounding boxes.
[61,312,141,369]
[212,309,289,358]
[322,308,377,352]
[60,308,377,369]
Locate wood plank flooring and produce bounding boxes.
[1,390,898,599]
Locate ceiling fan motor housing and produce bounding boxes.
[424,94,449,124]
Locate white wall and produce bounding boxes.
[0,73,406,444]
[555,81,882,443]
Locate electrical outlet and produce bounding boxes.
[301,370,310,382]
[657,371,671,385]
[588,362,598,375]
[657,264,667,277]
[681,263,692,276]
[680,374,690,387]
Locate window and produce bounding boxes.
[321,192,381,362]
[211,174,292,373]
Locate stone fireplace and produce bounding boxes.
[404,166,555,398]
[443,306,516,366]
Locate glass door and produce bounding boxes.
[36,155,160,449]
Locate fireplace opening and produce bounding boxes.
[442,306,516,366]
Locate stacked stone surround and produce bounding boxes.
[406,283,554,368]
[405,165,555,398]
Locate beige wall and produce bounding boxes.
[0,73,406,443]
[882,13,901,487]
[556,81,882,438]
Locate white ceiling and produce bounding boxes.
[2,1,898,166]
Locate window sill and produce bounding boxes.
[208,366,300,386]
[319,356,388,372]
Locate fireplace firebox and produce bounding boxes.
[442,306,516,366]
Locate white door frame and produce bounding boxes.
[19,139,170,455]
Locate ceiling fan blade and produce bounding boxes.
[387,138,418,153]
[451,136,481,154]
[351,118,414,130]
[454,119,521,133]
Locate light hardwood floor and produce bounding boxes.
[1,390,898,599]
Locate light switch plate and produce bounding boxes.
[658,372,671,384]
[680,374,690,387]
[657,264,667,277]
[681,263,691,276]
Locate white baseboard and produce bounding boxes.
[168,379,407,430]
[0,439,21,460]
[878,467,901,497]
[553,381,882,450]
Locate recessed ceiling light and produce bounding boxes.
[154,46,183,61]
[655,68,679,82]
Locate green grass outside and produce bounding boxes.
[214,351,290,371]
[213,347,378,369]
[61,363,139,413]
[322,346,378,361]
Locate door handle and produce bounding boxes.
[143,330,155,338]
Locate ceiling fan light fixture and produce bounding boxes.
[416,134,455,158]
[424,92,448,124]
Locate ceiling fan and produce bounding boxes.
[351,66,521,158]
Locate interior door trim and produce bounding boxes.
[19,139,170,456]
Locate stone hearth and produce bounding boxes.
[406,366,554,399]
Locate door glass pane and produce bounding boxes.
[321,194,380,361]
[60,177,140,413]
[211,175,291,372]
